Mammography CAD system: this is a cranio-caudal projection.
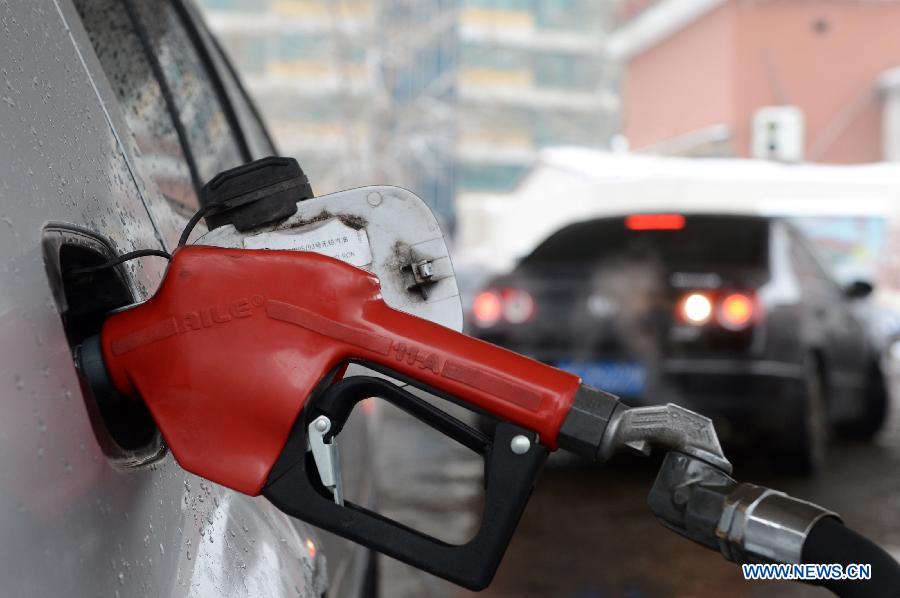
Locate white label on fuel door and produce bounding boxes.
[243,218,373,267]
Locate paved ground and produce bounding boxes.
[376,376,900,597]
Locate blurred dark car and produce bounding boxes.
[469,213,888,473]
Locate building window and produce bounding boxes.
[534,0,600,31]
[463,0,532,10]
[458,163,526,192]
[534,52,598,91]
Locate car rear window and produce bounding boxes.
[521,215,770,269]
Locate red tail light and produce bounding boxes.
[473,291,503,327]
[718,293,755,330]
[625,214,685,231]
[676,290,759,330]
[472,288,536,327]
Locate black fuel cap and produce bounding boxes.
[200,156,313,232]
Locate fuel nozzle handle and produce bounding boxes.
[89,246,584,495]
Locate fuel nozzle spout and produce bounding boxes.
[556,385,732,473]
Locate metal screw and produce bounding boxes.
[417,260,434,279]
[313,416,330,433]
[510,435,531,455]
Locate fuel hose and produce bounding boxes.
[802,516,900,597]
[647,452,900,597]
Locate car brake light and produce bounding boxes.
[676,290,759,330]
[472,288,536,327]
[679,292,713,325]
[472,290,502,327]
[502,289,536,324]
[718,293,755,330]
[625,214,686,231]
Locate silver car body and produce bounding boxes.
[0,0,373,595]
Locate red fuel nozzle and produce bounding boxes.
[96,245,581,496]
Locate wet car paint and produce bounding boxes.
[0,1,360,595]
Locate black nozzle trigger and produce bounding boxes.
[262,375,548,591]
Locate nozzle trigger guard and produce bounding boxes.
[262,375,548,590]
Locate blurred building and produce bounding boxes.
[377,0,460,228]
[197,0,458,227]
[610,0,900,163]
[198,0,376,193]
[616,0,665,24]
[456,1,619,194]
[197,0,620,230]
